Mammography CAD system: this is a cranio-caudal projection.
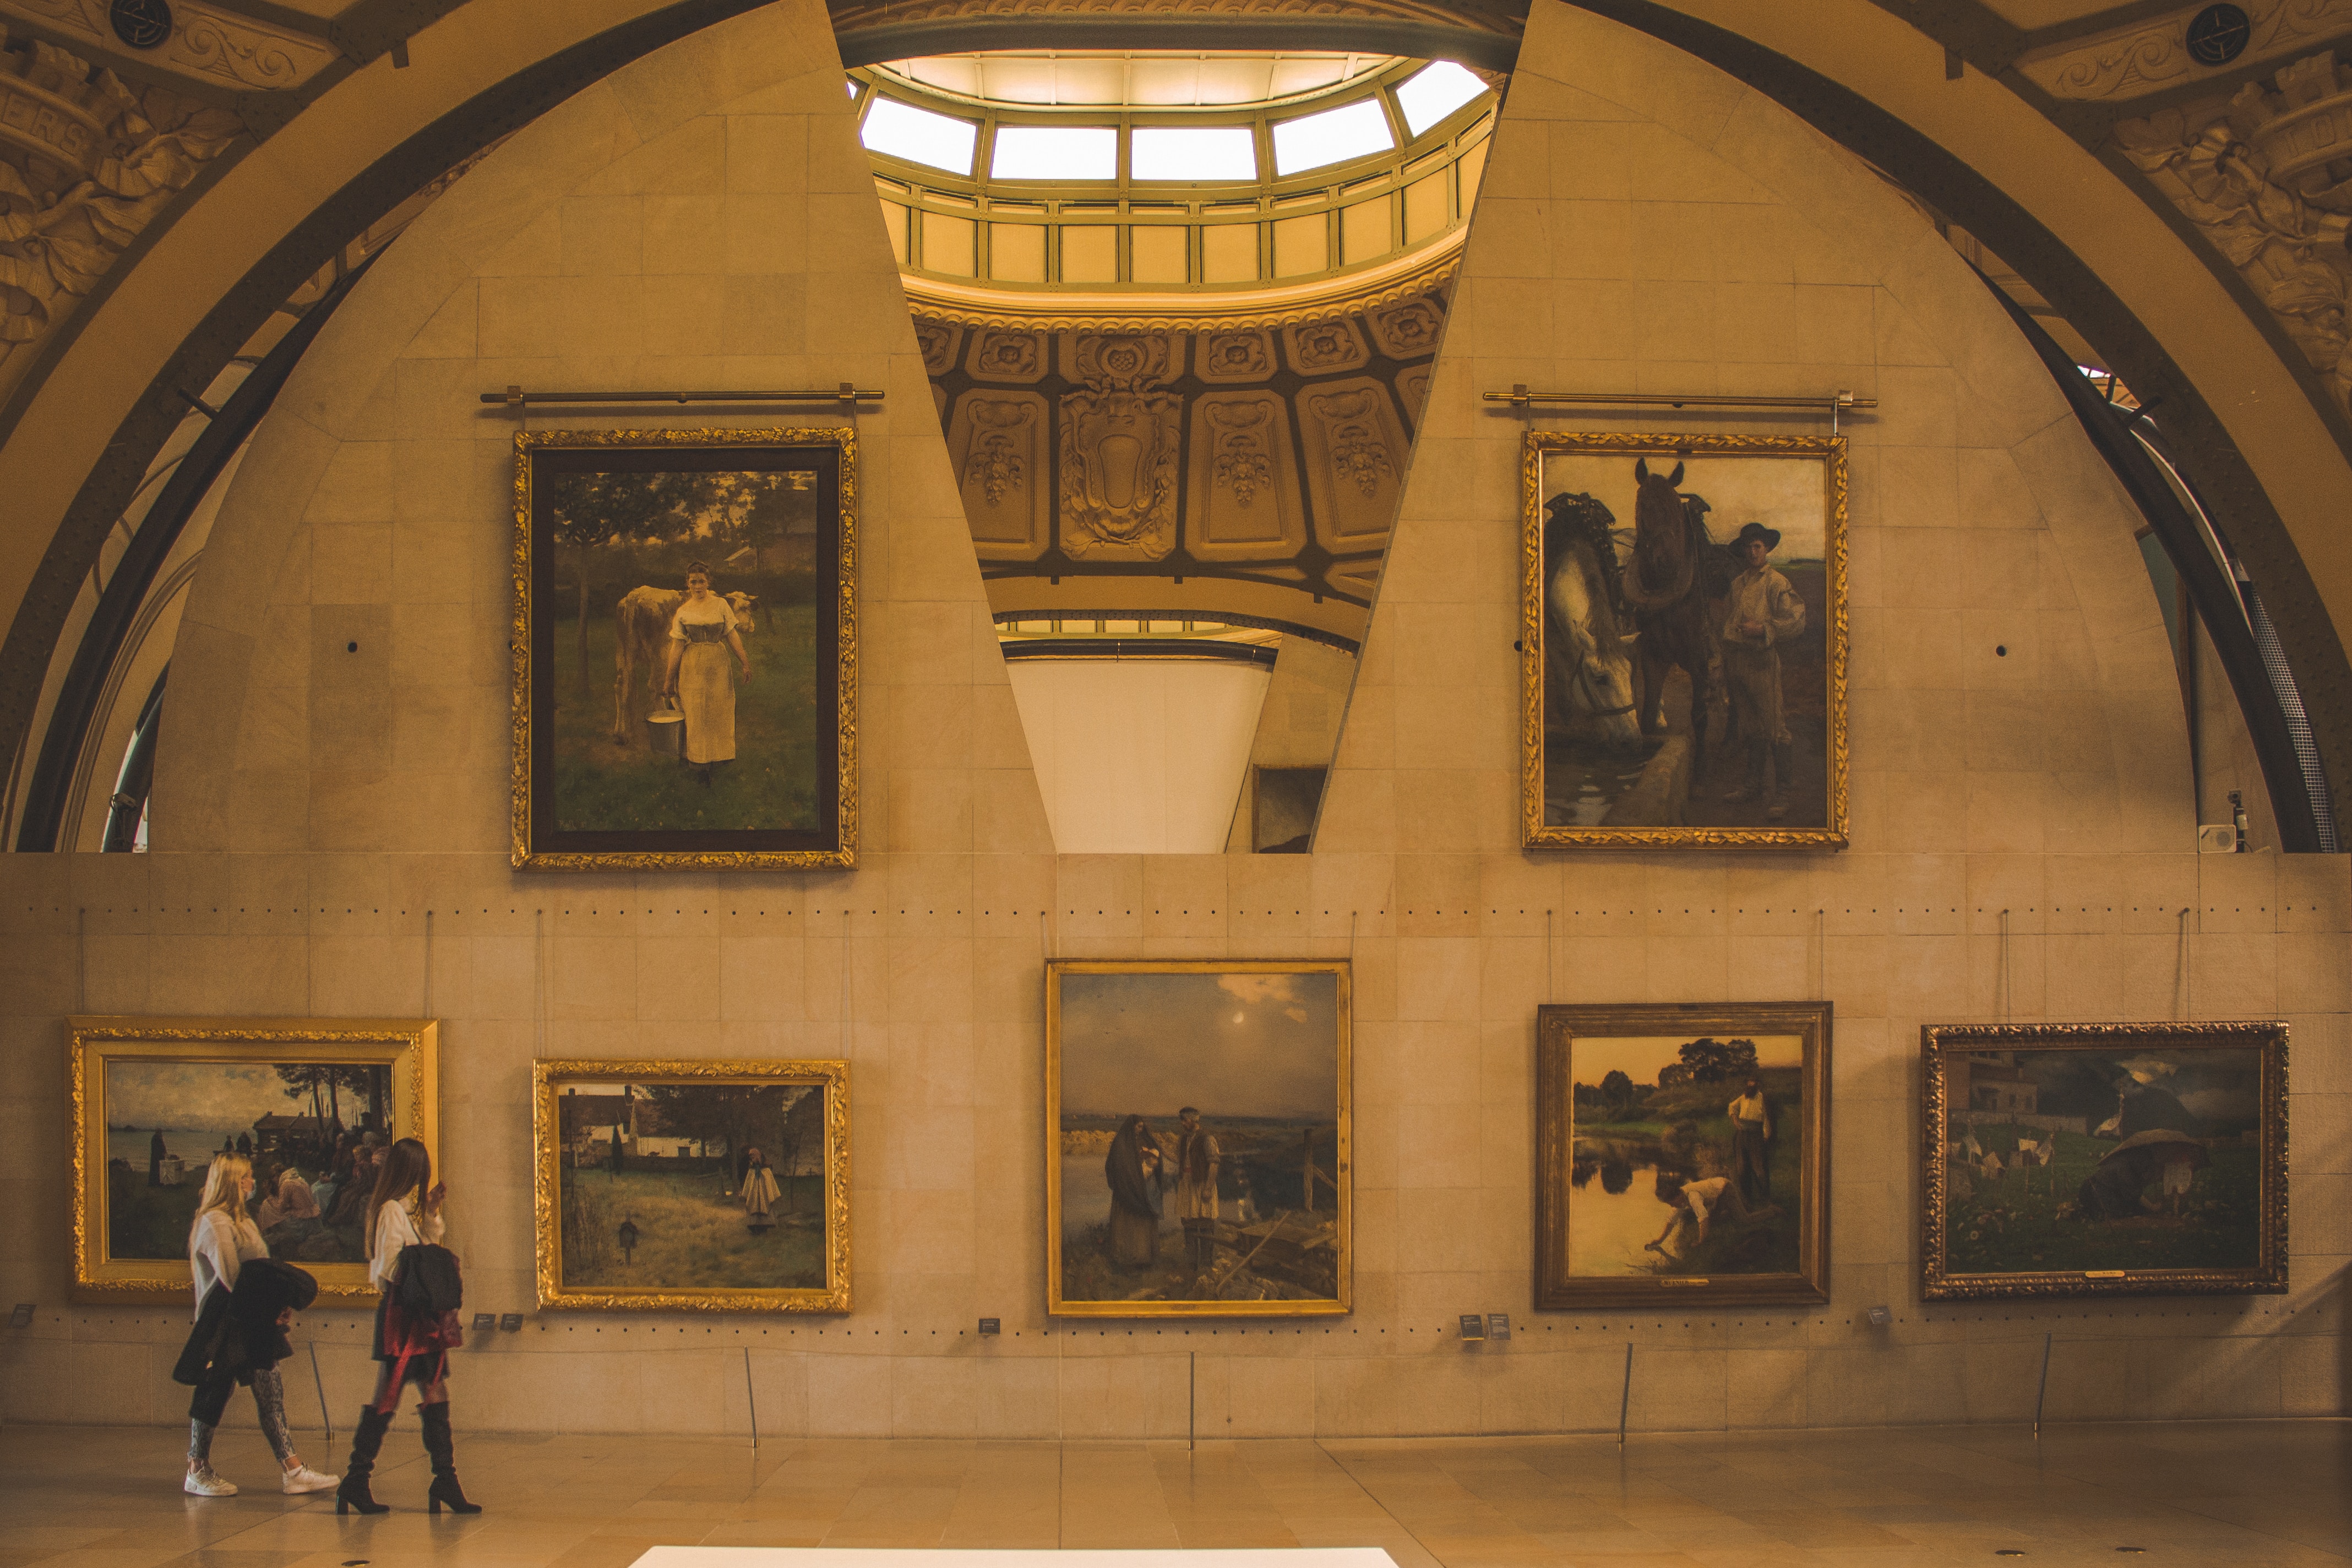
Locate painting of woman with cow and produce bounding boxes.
[513,429,856,868]
[1521,432,1847,847]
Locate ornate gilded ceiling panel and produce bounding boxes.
[2016,0,2352,102]
[1,0,339,95]
[923,287,1444,646]
[2116,52,2352,419]
[0,32,241,394]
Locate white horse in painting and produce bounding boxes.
[1543,491,1642,749]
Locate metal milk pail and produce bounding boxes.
[645,697,685,757]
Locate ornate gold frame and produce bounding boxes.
[1921,1021,2288,1300]
[510,427,858,870]
[1520,430,1849,850]
[1534,1002,1832,1309]
[1045,959,1351,1318]
[530,1058,851,1313]
[69,1016,438,1304]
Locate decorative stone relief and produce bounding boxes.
[1197,328,1274,382]
[1297,378,1406,550]
[1365,296,1444,359]
[2018,0,2352,102]
[1059,333,1182,559]
[0,34,238,384]
[968,327,1046,381]
[2,0,339,92]
[913,319,961,375]
[948,390,1049,559]
[1188,391,1303,560]
[2116,59,2352,415]
[1284,316,1369,373]
[1396,364,1431,425]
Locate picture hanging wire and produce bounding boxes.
[744,1346,758,1450]
[533,910,547,1058]
[75,905,85,1012]
[1998,908,2011,1022]
[2175,907,2192,1017]
[422,909,434,1019]
[840,907,852,1054]
[308,1342,331,1447]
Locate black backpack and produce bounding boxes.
[391,1242,464,1315]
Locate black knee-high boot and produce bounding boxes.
[336,1407,393,1515]
[420,1402,481,1514]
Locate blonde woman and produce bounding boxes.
[660,562,753,788]
[179,1153,337,1497]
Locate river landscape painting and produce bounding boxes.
[1046,959,1351,1317]
[1536,1002,1831,1307]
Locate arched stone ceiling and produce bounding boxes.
[4,0,2352,824]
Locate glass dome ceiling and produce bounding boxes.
[872,51,1400,111]
[855,52,1498,312]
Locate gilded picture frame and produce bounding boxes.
[1521,431,1849,849]
[69,1015,438,1304]
[1921,1021,2288,1300]
[1535,1003,1831,1309]
[1046,959,1351,1318]
[511,427,858,870]
[531,1058,851,1313]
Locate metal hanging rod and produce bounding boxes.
[1484,385,1876,413]
[481,383,883,407]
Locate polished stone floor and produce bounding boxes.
[2,1421,2346,1568]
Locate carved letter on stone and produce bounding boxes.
[1058,333,1182,560]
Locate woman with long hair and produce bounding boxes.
[659,561,753,788]
[336,1137,479,1516]
[181,1153,337,1497]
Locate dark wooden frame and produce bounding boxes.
[1535,1001,1832,1309]
[1920,1021,2289,1300]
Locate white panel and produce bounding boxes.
[1006,659,1271,852]
[1271,99,1395,175]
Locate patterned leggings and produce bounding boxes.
[188,1365,295,1465]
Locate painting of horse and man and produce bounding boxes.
[1521,432,1848,848]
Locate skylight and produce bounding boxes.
[1271,97,1393,176]
[861,96,978,175]
[1395,61,1485,136]
[990,125,1117,180]
[1131,126,1257,181]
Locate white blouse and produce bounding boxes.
[189,1208,267,1320]
[667,597,737,639]
[368,1197,447,1291]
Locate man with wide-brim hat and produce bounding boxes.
[1719,522,1807,818]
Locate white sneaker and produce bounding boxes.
[281,1463,339,1495]
[184,1467,237,1497]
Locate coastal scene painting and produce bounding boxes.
[104,1059,396,1266]
[1537,1003,1830,1307]
[70,1017,436,1303]
[1047,960,1351,1317]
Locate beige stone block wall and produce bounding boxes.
[0,0,2343,1436]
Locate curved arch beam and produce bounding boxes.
[3,0,2351,827]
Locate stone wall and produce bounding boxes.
[0,0,2343,1437]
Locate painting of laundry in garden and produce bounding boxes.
[1527,434,1843,843]
[554,1079,828,1291]
[1936,1047,2267,1276]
